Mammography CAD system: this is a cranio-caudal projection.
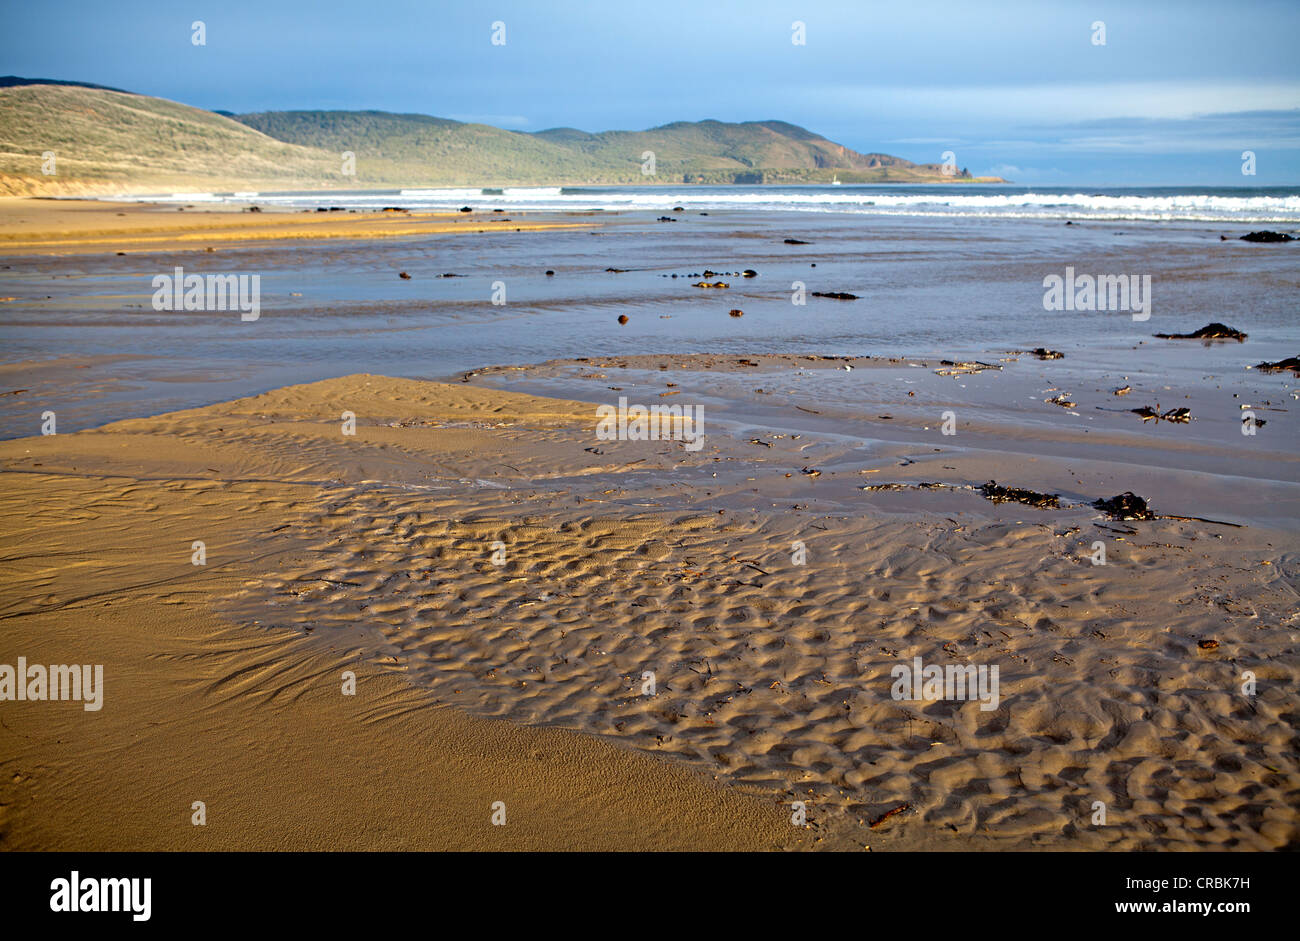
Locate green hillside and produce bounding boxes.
[239,111,981,184]
[0,83,337,196]
[234,110,602,184]
[0,78,999,195]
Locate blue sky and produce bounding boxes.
[2,0,1297,184]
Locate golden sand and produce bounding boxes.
[3,373,1295,850]
[0,198,596,255]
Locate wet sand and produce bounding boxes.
[1,199,1297,851]
[1,370,1296,850]
[0,377,811,851]
[0,197,596,254]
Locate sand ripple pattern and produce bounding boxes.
[228,489,1300,850]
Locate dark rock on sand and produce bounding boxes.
[979,481,1060,509]
[1093,492,1155,520]
[729,309,744,317]
[1239,231,1295,242]
[617,315,629,325]
[784,238,810,244]
[459,206,473,212]
[1253,355,1300,375]
[1153,322,1247,341]
[545,270,555,276]
[811,291,858,300]
[1031,348,1064,359]
[398,272,411,280]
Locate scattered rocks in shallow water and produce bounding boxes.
[398,271,411,280]
[657,216,676,222]
[1154,322,1247,341]
[811,291,859,300]
[617,314,629,325]
[783,238,810,244]
[1239,230,1295,242]
[1045,393,1076,409]
[1031,347,1064,359]
[1093,492,1155,520]
[1162,407,1192,423]
[729,309,744,317]
[692,281,729,288]
[980,481,1060,509]
[1253,355,1300,375]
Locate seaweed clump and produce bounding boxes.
[979,481,1060,509]
[1092,492,1155,520]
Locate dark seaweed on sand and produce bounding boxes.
[1093,492,1155,521]
[1153,322,1247,341]
[979,481,1060,509]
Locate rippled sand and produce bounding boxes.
[4,371,1294,849]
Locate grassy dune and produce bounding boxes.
[0,84,342,196]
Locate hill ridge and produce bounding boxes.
[0,79,1002,196]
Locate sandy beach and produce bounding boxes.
[0,198,597,255]
[0,374,812,851]
[2,360,1296,851]
[2,188,1298,853]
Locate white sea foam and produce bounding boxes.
[102,186,1300,223]
[399,187,482,198]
